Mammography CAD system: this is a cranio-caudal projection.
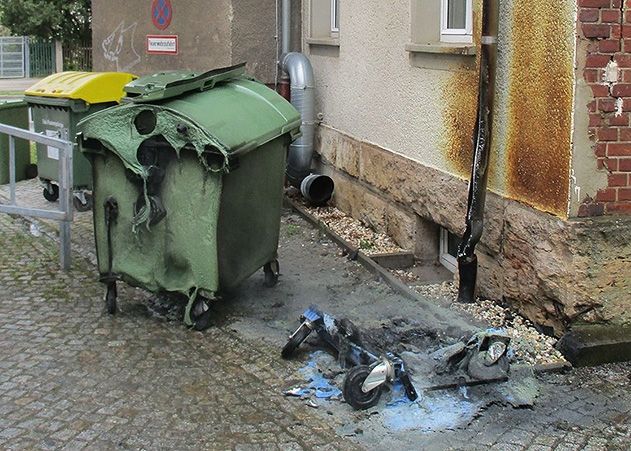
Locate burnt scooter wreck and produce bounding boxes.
[281,306,418,410]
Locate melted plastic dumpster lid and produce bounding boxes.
[124,64,249,103]
[79,63,301,157]
[78,64,301,175]
[24,71,137,104]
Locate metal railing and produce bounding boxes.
[63,43,92,71]
[0,123,74,270]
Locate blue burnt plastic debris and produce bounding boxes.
[282,306,418,410]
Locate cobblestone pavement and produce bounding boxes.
[0,180,630,450]
[0,213,357,450]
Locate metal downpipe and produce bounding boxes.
[281,52,334,204]
[456,0,499,303]
[281,0,291,54]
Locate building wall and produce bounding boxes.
[572,0,631,216]
[303,0,631,331]
[91,0,285,84]
[314,126,631,333]
[303,0,577,218]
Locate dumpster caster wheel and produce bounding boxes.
[43,184,59,202]
[343,365,383,410]
[73,193,93,212]
[281,322,312,359]
[191,297,212,331]
[263,260,280,288]
[105,283,117,314]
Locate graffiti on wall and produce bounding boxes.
[102,21,141,72]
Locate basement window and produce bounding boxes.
[439,228,460,273]
[441,0,473,43]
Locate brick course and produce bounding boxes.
[579,0,631,216]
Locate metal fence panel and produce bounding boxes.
[0,37,26,78]
[29,39,56,78]
[63,42,92,71]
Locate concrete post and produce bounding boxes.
[55,40,63,72]
[24,37,30,78]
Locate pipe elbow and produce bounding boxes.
[281,52,315,89]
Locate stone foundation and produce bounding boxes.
[314,125,631,335]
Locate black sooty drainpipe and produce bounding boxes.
[457,0,500,304]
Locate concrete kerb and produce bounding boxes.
[286,198,424,301]
[287,197,482,336]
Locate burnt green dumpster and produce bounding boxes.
[77,64,301,330]
[25,71,136,210]
[0,100,31,184]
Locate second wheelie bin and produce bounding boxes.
[25,71,136,210]
[77,64,301,330]
[0,100,32,184]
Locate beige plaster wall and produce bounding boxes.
[303,0,578,218]
[303,0,451,173]
[93,0,232,75]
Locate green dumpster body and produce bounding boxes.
[28,97,114,188]
[0,100,30,184]
[77,65,301,319]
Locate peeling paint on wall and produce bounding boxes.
[504,1,575,217]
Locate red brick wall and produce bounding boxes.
[579,0,631,216]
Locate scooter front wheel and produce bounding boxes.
[343,365,383,410]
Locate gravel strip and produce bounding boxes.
[404,278,566,366]
[290,192,404,255]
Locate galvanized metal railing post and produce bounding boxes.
[9,136,16,205]
[58,129,74,270]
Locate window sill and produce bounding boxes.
[306,37,340,47]
[405,42,476,56]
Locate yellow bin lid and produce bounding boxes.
[24,71,137,104]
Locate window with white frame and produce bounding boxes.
[440,0,473,43]
[331,0,339,33]
[439,228,460,273]
[309,0,340,43]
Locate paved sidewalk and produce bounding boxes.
[0,78,42,92]
[0,180,630,450]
